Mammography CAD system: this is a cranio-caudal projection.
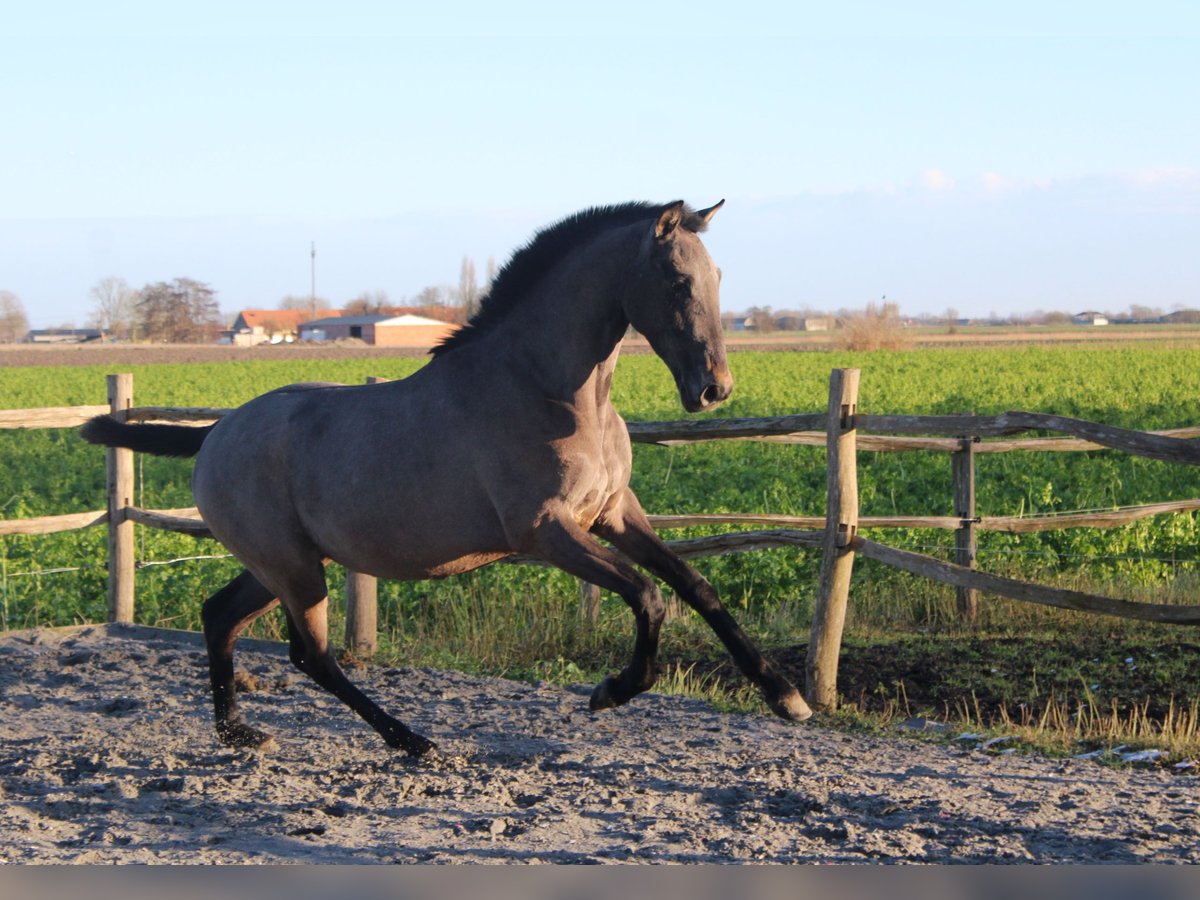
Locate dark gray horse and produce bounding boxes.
[82,200,812,757]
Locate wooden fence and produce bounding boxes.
[4,369,1200,711]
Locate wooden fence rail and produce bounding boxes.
[3,370,1200,711]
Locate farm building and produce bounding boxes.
[299,314,460,347]
[799,316,835,332]
[1159,309,1200,324]
[1072,311,1109,326]
[25,328,104,344]
[225,309,341,346]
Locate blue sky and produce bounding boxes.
[3,2,1198,327]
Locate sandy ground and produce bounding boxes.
[2,624,1198,865]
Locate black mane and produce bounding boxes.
[431,200,707,357]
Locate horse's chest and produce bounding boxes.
[561,450,630,528]
[549,410,631,527]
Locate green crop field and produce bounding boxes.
[3,343,1199,637]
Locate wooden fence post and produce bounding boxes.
[345,572,378,657]
[106,373,135,624]
[579,581,601,624]
[952,430,979,623]
[805,368,860,711]
[344,377,386,658]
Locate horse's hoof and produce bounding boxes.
[767,689,813,722]
[217,721,279,752]
[380,722,437,758]
[589,676,624,712]
[404,732,437,758]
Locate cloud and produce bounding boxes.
[919,169,955,191]
[981,171,1009,192]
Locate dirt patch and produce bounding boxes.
[1,624,1197,864]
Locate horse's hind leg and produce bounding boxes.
[281,595,435,758]
[201,570,281,749]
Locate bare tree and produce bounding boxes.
[943,306,960,335]
[88,276,136,339]
[136,278,221,343]
[279,294,330,317]
[413,285,449,308]
[456,257,481,317]
[744,306,777,333]
[342,290,390,316]
[838,301,911,351]
[0,290,29,342]
[1127,303,1164,323]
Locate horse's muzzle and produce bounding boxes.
[685,369,734,413]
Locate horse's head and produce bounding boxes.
[626,200,733,413]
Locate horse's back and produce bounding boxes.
[191,373,515,579]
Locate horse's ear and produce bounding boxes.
[654,201,686,241]
[696,199,725,224]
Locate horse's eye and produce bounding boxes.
[672,279,692,299]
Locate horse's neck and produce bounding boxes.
[489,241,632,412]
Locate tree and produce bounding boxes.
[279,294,330,317]
[1041,310,1073,326]
[413,285,449,308]
[0,290,29,342]
[838,301,911,351]
[744,305,777,333]
[943,306,960,335]
[456,257,481,317]
[1127,303,1164,323]
[88,276,136,339]
[136,278,221,343]
[342,290,390,316]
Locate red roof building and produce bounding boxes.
[226,309,342,345]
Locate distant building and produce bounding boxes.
[1072,311,1109,326]
[366,305,468,326]
[25,328,103,344]
[1159,309,1200,324]
[800,317,835,332]
[730,315,755,332]
[299,314,460,347]
[225,309,341,346]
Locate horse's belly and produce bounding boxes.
[333,542,510,581]
[416,553,511,579]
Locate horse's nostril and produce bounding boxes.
[700,383,721,406]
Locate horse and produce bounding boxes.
[81,200,813,757]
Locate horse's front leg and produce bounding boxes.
[593,489,812,722]
[529,517,666,710]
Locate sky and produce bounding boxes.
[3,2,1199,328]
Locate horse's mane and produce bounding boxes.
[431,200,708,357]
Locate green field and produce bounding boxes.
[3,344,1200,755]
[3,345,1200,629]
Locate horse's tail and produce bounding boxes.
[80,415,213,458]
